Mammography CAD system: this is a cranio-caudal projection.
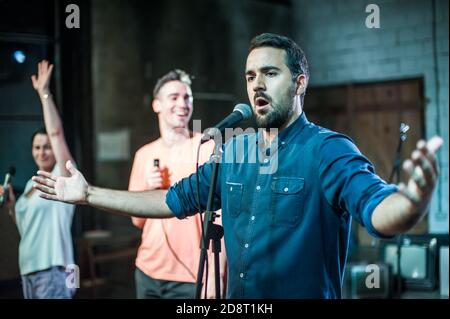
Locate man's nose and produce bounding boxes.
[176,97,189,109]
[253,75,266,92]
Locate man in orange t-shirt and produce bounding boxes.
[129,69,226,298]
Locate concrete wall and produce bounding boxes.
[293,0,449,233]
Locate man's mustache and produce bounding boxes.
[254,91,271,102]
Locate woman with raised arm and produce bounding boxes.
[1,60,76,299]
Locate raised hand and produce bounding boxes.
[32,160,88,204]
[31,60,54,95]
[398,136,443,211]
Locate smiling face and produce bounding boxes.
[32,133,56,172]
[152,80,193,130]
[245,47,297,129]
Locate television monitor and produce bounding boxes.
[381,235,448,291]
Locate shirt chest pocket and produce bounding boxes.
[224,181,243,218]
[270,177,305,226]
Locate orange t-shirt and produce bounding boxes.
[129,132,222,283]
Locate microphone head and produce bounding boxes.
[233,103,253,120]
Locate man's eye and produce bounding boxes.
[267,72,277,77]
[246,76,254,82]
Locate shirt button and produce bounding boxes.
[263,158,269,163]
[284,187,289,192]
[240,273,244,278]
[251,215,255,221]
[230,186,233,192]
[256,185,261,191]
[244,243,249,248]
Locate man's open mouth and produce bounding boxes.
[255,97,269,107]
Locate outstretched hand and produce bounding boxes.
[31,60,54,95]
[32,160,88,204]
[398,136,443,212]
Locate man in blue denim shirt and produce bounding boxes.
[34,33,443,299]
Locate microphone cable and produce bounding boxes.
[195,138,209,299]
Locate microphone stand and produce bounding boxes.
[194,141,224,299]
[388,123,409,298]
[388,123,409,184]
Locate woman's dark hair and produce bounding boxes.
[31,127,48,145]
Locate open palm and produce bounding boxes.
[398,136,443,211]
[31,60,54,94]
[32,160,88,204]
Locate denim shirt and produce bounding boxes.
[167,112,398,298]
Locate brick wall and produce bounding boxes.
[293,0,448,233]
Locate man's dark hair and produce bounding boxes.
[249,33,309,103]
[152,69,192,98]
[31,127,47,145]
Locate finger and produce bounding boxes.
[410,166,428,192]
[149,166,161,173]
[31,75,37,88]
[48,64,54,77]
[402,158,424,192]
[148,171,163,178]
[33,182,56,195]
[148,175,163,181]
[414,154,436,188]
[147,177,163,187]
[411,150,437,188]
[416,140,438,175]
[38,193,59,201]
[148,178,163,186]
[148,179,163,187]
[36,170,56,182]
[407,152,427,191]
[66,160,78,176]
[427,136,444,154]
[32,176,56,189]
[402,159,414,177]
[398,183,421,205]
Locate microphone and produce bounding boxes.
[201,103,253,144]
[1,166,16,207]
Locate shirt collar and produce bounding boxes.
[256,111,310,149]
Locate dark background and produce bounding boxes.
[0,0,448,298]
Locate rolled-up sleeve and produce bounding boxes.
[166,159,222,219]
[318,133,398,238]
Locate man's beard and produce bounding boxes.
[255,86,295,129]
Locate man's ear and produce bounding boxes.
[152,99,161,113]
[295,74,307,95]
